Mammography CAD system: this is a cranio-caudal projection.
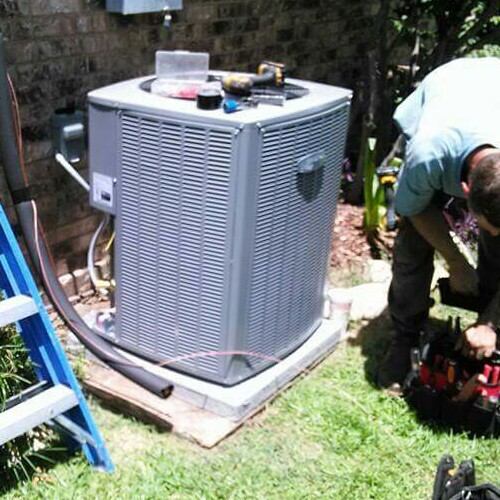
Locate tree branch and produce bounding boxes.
[387,31,404,56]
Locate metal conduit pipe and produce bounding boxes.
[0,30,172,398]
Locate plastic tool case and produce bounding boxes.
[88,74,351,385]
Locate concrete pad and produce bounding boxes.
[106,319,343,422]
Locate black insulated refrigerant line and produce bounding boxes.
[0,30,172,398]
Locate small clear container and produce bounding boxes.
[151,50,209,100]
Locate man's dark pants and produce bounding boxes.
[388,217,500,345]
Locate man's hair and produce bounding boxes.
[468,151,500,227]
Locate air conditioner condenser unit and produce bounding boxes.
[88,75,352,386]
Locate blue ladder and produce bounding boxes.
[0,203,113,472]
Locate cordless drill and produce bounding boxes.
[222,61,286,96]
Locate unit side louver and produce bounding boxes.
[246,107,348,366]
[118,114,234,375]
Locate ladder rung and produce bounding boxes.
[53,415,97,448]
[0,295,38,328]
[0,385,78,446]
[3,380,48,411]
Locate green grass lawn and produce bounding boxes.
[3,303,499,499]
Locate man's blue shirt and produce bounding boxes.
[394,57,500,216]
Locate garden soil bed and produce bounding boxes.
[329,201,395,278]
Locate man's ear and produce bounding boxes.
[461,181,470,197]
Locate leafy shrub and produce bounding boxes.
[467,44,500,58]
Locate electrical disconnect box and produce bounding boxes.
[88,74,351,385]
[105,0,183,15]
[51,110,85,163]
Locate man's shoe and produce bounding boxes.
[384,382,404,398]
[377,335,418,391]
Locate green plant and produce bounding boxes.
[394,1,499,77]
[362,138,385,240]
[467,44,500,58]
[0,323,58,490]
[0,325,33,404]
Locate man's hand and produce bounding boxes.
[456,324,497,359]
[448,259,479,296]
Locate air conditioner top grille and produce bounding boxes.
[88,75,352,127]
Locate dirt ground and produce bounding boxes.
[329,201,395,285]
[330,202,371,269]
[330,200,396,271]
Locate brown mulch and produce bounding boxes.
[330,201,395,270]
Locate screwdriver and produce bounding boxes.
[222,99,258,113]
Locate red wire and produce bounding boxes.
[155,350,281,367]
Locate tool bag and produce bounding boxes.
[432,455,500,500]
[404,318,500,437]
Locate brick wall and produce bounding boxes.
[0,0,378,276]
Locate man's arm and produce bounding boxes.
[410,205,497,358]
[408,204,479,295]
